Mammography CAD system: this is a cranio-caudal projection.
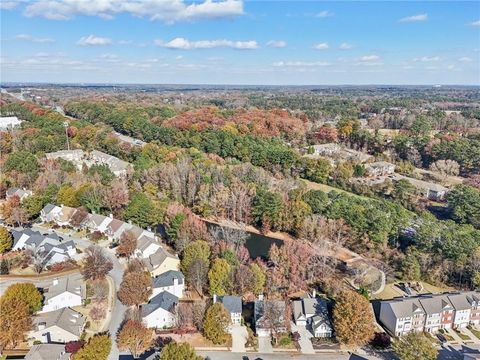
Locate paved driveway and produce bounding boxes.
[257,335,273,353]
[291,322,315,354]
[459,327,480,344]
[230,325,248,352]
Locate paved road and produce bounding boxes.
[197,352,353,360]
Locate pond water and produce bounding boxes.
[205,221,283,259]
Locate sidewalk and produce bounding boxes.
[100,275,117,332]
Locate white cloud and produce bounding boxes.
[77,35,112,46]
[469,20,480,27]
[23,0,244,23]
[339,42,353,50]
[15,34,55,43]
[267,40,287,48]
[273,61,330,67]
[359,55,380,61]
[316,10,333,18]
[313,42,329,50]
[399,14,428,23]
[0,1,18,10]
[176,55,184,60]
[458,57,472,62]
[413,56,440,62]
[156,37,258,50]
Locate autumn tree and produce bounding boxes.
[116,230,137,258]
[73,334,112,360]
[0,195,28,227]
[393,332,437,360]
[70,208,89,228]
[181,240,210,295]
[0,226,13,253]
[90,305,106,323]
[249,263,266,295]
[0,297,31,348]
[160,342,202,360]
[2,283,42,313]
[173,302,194,329]
[118,271,152,307]
[117,320,152,359]
[203,302,230,345]
[333,290,374,347]
[208,258,232,296]
[81,246,113,281]
[103,178,129,216]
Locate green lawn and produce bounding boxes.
[468,326,480,339]
[455,330,470,341]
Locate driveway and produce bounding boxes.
[230,325,248,352]
[446,328,464,343]
[457,327,480,344]
[291,322,315,354]
[257,336,273,353]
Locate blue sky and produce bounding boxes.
[1,0,479,85]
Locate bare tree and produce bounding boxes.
[192,300,207,331]
[430,159,460,178]
[116,230,137,259]
[209,222,248,250]
[81,246,113,281]
[187,258,209,296]
[173,302,193,329]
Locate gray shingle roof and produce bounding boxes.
[142,291,178,317]
[25,344,69,360]
[448,294,472,311]
[44,274,85,301]
[42,203,57,215]
[153,270,184,288]
[33,308,85,337]
[219,296,242,314]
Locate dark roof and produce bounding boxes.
[219,296,242,314]
[141,291,178,317]
[42,203,57,215]
[153,270,184,288]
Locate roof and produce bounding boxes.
[42,203,59,215]
[145,248,178,270]
[34,308,85,336]
[419,295,452,314]
[383,298,425,318]
[448,294,473,311]
[88,213,109,227]
[106,218,125,233]
[254,300,286,326]
[219,296,242,314]
[393,175,448,193]
[89,150,131,172]
[44,274,85,302]
[58,206,77,223]
[153,270,184,288]
[142,291,178,317]
[6,187,30,198]
[368,161,395,168]
[45,149,84,161]
[137,236,159,252]
[25,344,69,360]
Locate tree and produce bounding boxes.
[203,302,230,345]
[0,196,28,227]
[81,246,113,281]
[117,320,152,359]
[208,258,232,296]
[2,283,42,313]
[252,189,284,232]
[0,297,31,348]
[173,302,194,329]
[333,290,374,347]
[57,185,81,207]
[181,240,210,273]
[124,192,158,228]
[0,226,13,253]
[187,258,209,295]
[429,159,460,177]
[446,184,480,228]
[118,271,152,307]
[70,208,89,228]
[73,335,112,360]
[116,230,137,258]
[250,263,266,295]
[393,332,437,360]
[65,340,85,355]
[90,305,106,323]
[4,151,39,183]
[159,342,202,360]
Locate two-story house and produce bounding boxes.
[448,294,472,329]
[379,298,425,336]
[41,275,85,313]
[151,270,185,299]
[215,295,242,328]
[141,291,178,329]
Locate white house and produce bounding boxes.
[151,270,185,299]
[6,187,32,201]
[45,150,85,170]
[30,308,85,344]
[87,150,132,177]
[136,236,161,258]
[84,213,112,233]
[105,218,131,241]
[448,294,472,329]
[142,291,178,329]
[215,295,242,327]
[41,274,85,313]
[40,204,62,223]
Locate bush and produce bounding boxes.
[33,340,42,345]
[278,335,292,346]
[371,332,391,349]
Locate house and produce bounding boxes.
[25,344,70,360]
[56,206,77,227]
[40,203,62,223]
[144,248,180,277]
[11,228,43,250]
[366,161,396,177]
[466,292,480,325]
[292,298,332,337]
[105,218,131,241]
[0,116,23,130]
[40,241,76,267]
[129,225,156,241]
[379,298,426,336]
[215,295,242,327]
[420,295,454,331]
[84,213,112,233]
[448,294,472,329]
[30,308,85,343]
[87,150,132,177]
[151,270,185,299]
[142,291,178,329]
[45,150,85,169]
[41,274,85,313]
[136,236,162,258]
[69,209,90,229]
[392,175,449,201]
[254,299,287,337]
[6,187,32,201]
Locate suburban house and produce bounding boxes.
[25,344,70,360]
[56,206,77,227]
[144,248,180,277]
[136,236,162,258]
[0,116,23,130]
[392,175,449,201]
[41,274,85,313]
[40,204,62,223]
[84,213,112,233]
[379,292,480,336]
[215,295,242,327]
[6,187,32,201]
[105,218,131,241]
[30,308,85,343]
[254,299,287,337]
[142,291,179,329]
[87,150,132,177]
[366,161,396,177]
[151,270,185,299]
[292,297,332,337]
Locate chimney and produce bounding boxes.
[213,294,217,304]
[312,289,316,298]
[53,278,59,286]
[38,322,46,330]
[173,277,178,286]
[258,294,264,301]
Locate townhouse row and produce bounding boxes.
[379,292,480,337]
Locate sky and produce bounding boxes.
[1,0,479,85]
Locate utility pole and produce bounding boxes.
[64,121,70,151]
